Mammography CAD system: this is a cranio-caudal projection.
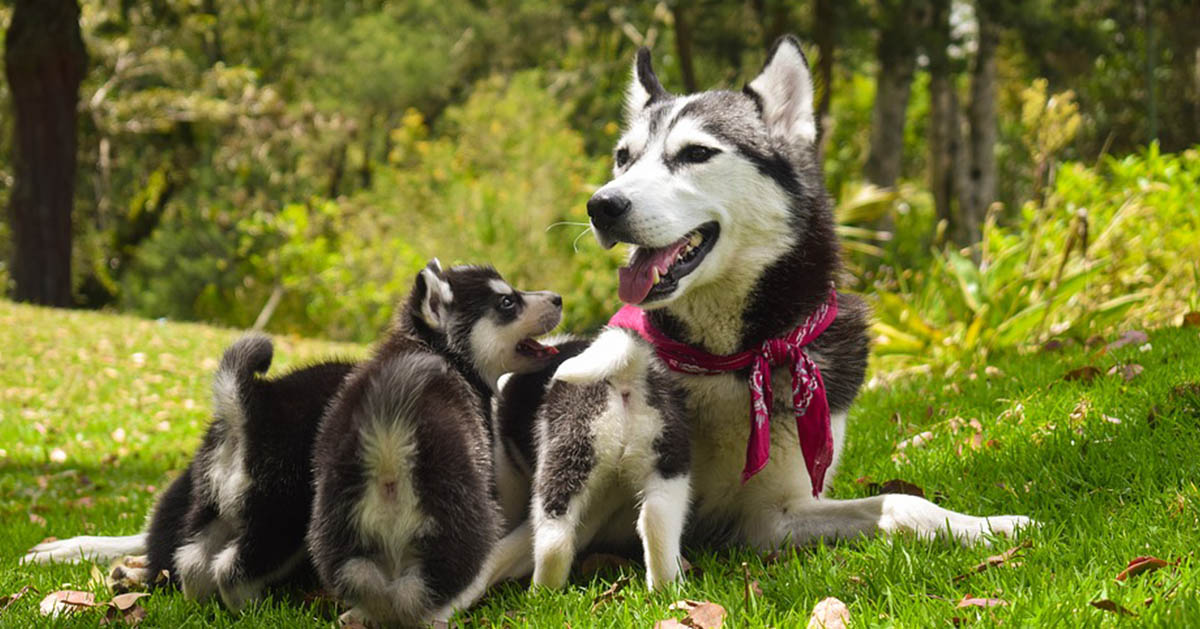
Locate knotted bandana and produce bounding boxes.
[608,289,838,496]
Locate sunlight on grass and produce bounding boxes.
[1,300,1197,627]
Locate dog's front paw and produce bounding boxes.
[960,514,1038,545]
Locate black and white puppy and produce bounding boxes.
[472,328,690,595]
[531,328,691,590]
[147,337,356,610]
[306,261,561,626]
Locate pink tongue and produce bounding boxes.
[617,238,689,304]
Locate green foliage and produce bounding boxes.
[873,143,1200,372]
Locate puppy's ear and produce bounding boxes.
[416,259,453,329]
[744,35,817,145]
[626,47,669,121]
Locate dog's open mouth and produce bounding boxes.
[618,222,720,305]
[516,338,559,360]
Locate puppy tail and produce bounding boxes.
[552,328,651,386]
[212,333,273,428]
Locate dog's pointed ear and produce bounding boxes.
[416,259,453,329]
[626,47,669,120]
[744,36,817,145]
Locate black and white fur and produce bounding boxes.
[162,338,355,609]
[461,38,1033,597]
[306,261,561,626]
[529,328,690,591]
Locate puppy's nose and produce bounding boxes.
[549,293,562,308]
[586,192,631,230]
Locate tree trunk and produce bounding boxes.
[864,4,920,189]
[814,0,836,147]
[4,0,88,307]
[958,1,999,247]
[670,2,697,93]
[926,0,965,246]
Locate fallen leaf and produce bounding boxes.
[1,585,38,613]
[110,592,149,611]
[1115,556,1169,581]
[1041,339,1065,352]
[806,597,850,629]
[28,513,47,527]
[866,479,926,499]
[683,601,726,629]
[953,539,1031,582]
[654,620,690,629]
[589,574,631,611]
[1107,330,1149,351]
[1107,363,1144,382]
[1090,599,1137,617]
[1063,366,1102,383]
[579,553,632,578]
[1084,335,1106,348]
[39,590,96,617]
[679,556,702,578]
[1183,312,1200,328]
[956,595,1008,609]
[896,431,934,450]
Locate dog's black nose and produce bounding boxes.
[587,192,631,230]
[549,293,562,307]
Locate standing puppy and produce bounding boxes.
[307,261,561,626]
[151,337,356,610]
[530,327,691,591]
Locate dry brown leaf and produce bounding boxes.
[955,595,1008,609]
[39,590,96,617]
[806,597,850,629]
[1063,366,1102,383]
[1115,556,1169,581]
[683,601,726,629]
[1041,339,1066,352]
[1090,599,1137,617]
[110,592,149,611]
[953,539,1032,582]
[679,556,702,578]
[654,620,690,629]
[1183,312,1200,328]
[1107,363,1144,382]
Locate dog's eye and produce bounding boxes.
[497,295,516,312]
[615,147,630,168]
[678,145,720,164]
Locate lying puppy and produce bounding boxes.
[307,261,561,626]
[531,328,691,591]
[147,336,355,609]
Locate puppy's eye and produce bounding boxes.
[615,147,631,168]
[497,295,516,312]
[677,145,720,164]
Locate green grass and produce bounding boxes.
[2,300,1198,627]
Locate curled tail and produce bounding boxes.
[552,328,652,386]
[212,333,273,428]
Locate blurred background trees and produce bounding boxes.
[1,0,1197,367]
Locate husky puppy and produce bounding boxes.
[529,328,690,590]
[151,337,354,609]
[307,261,561,626]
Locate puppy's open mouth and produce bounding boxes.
[618,222,720,305]
[516,338,559,360]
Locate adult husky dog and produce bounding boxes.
[580,37,1031,549]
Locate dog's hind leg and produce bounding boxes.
[23,533,148,565]
[638,474,690,591]
[756,493,1033,548]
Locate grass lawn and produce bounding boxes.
[1,299,1198,627]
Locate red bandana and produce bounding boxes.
[608,289,838,496]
